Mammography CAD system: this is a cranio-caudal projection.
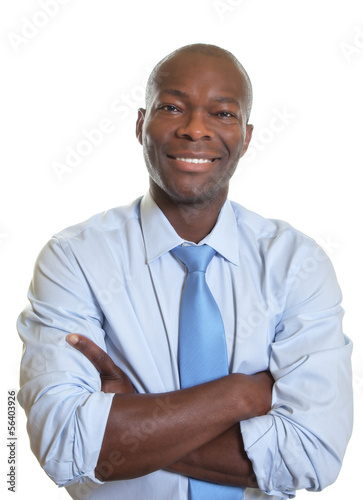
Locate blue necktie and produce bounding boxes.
[172,244,244,500]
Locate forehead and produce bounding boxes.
[151,52,247,104]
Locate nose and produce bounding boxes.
[176,111,214,141]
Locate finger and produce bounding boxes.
[66,333,122,378]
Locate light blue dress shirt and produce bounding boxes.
[17,191,353,500]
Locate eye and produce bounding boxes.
[159,105,180,113]
[215,111,236,118]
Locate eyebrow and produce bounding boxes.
[159,89,189,99]
[158,89,240,106]
[212,96,240,106]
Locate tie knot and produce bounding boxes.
[172,244,216,273]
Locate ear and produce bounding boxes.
[240,124,254,158]
[136,108,146,145]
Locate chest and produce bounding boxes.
[91,249,282,393]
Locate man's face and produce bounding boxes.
[136,52,253,206]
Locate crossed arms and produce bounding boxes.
[17,235,353,495]
[66,333,273,487]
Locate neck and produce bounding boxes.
[150,183,227,243]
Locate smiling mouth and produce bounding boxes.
[167,155,218,164]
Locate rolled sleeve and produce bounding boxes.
[17,236,114,486]
[240,242,353,498]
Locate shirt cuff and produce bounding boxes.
[240,416,296,499]
[41,391,115,487]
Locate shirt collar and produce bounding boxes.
[140,191,239,266]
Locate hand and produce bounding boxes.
[66,333,135,394]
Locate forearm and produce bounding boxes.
[96,372,271,481]
[166,424,258,488]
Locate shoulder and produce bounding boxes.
[230,201,342,314]
[54,197,143,243]
[36,197,143,270]
[229,200,337,290]
[230,200,315,253]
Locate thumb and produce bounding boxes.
[66,333,122,378]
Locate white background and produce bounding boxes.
[1,0,362,498]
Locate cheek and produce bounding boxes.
[143,130,166,163]
[221,127,245,153]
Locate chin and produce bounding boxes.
[167,185,224,208]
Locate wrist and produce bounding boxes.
[228,372,273,420]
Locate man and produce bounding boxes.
[18,44,353,500]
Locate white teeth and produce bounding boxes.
[175,157,212,164]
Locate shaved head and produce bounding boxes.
[145,43,253,122]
